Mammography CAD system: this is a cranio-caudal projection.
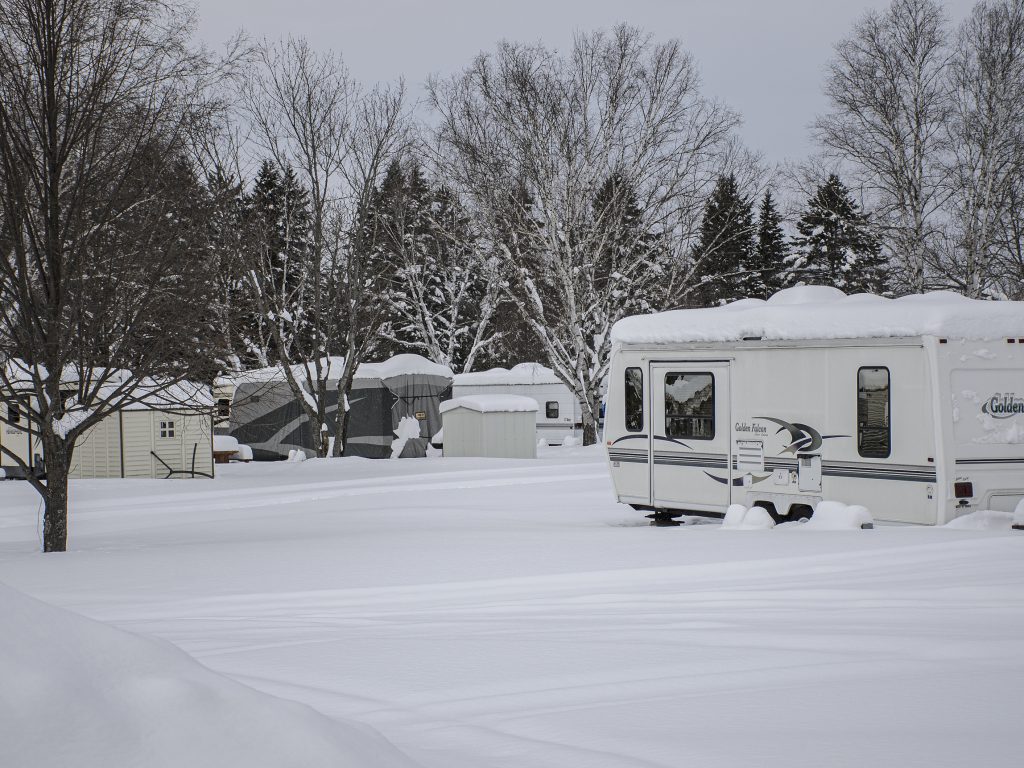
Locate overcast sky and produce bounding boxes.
[192,0,975,165]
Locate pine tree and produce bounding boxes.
[242,160,313,365]
[788,175,888,294]
[691,174,756,305]
[748,189,788,300]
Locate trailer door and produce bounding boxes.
[649,362,732,514]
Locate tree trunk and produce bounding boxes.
[581,400,600,447]
[41,441,69,553]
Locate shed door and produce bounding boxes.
[649,363,732,513]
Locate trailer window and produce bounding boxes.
[216,398,231,418]
[545,401,559,419]
[665,373,715,440]
[159,421,175,439]
[857,367,890,458]
[625,367,643,432]
[6,401,21,425]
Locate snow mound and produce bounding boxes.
[212,435,239,452]
[454,362,562,386]
[391,415,423,458]
[0,581,417,768]
[235,443,253,461]
[801,501,875,530]
[721,504,776,530]
[356,354,453,381]
[611,287,1024,345]
[440,394,540,414]
[944,509,1014,530]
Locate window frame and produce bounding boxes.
[159,420,176,439]
[664,371,716,441]
[545,401,559,419]
[6,401,21,426]
[624,367,644,433]
[857,366,891,459]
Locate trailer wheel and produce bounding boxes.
[788,503,814,522]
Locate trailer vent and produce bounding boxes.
[954,481,973,499]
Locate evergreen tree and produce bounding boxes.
[691,174,756,305]
[748,189,788,300]
[788,174,888,294]
[242,160,313,365]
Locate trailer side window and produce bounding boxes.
[6,401,21,425]
[665,373,715,440]
[216,398,231,419]
[545,401,559,419]
[857,367,890,458]
[625,367,643,432]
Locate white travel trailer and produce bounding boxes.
[604,286,1024,526]
[453,363,582,444]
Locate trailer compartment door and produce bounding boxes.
[649,363,732,514]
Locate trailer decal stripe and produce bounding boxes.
[608,450,937,482]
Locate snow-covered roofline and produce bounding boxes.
[223,354,454,385]
[1,360,212,410]
[454,362,562,386]
[611,286,1024,345]
[440,394,540,414]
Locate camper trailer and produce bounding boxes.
[228,354,453,459]
[604,286,1024,526]
[453,363,582,444]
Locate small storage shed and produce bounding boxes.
[69,382,215,479]
[453,363,581,444]
[441,395,538,459]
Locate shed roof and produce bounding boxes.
[611,286,1024,345]
[440,395,539,414]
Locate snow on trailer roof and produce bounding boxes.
[223,354,453,385]
[440,394,540,414]
[611,286,1024,345]
[454,362,562,386]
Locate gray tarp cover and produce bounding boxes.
[230,373,451,460]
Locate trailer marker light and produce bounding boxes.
[954,481,973,498]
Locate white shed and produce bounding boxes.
[69,383,215,480]
[453,363,581,445]
[440,395,538,459]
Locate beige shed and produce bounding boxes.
[69,385,215,480]
[440,395,538,459]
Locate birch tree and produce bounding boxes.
[940,0,1024,298]
[430,25,738,444]
[815,0,951,293]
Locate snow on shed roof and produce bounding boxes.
[440,394,539,414]
[611,286,1024,345]
[454,362,562,386]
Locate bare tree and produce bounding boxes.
[815,0,951,293]
[242,37,354,456]
[330,83,412,455]
[0,0,227,552]
[431,25,738,444]
[939,0,1024,298]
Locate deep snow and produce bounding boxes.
[1,447,1022,767]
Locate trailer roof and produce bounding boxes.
[611,286,1024,345]
[222,354,453,385]
[454,362,562,386]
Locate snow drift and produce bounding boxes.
[0,581,417,768]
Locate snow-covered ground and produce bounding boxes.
[1,447,1022,767]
